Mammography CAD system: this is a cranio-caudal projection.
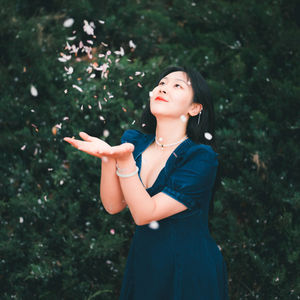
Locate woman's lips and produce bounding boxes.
[155,96,168,102]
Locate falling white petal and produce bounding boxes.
[67,36,76,41]
[58,57,67,62]
[72,84,83,92]
[129,40,136,49]
[19,217,24,223]
[30,85,38,97]
[21,145,26,151]
[114,47,125,56]
[63,18,74,28]
[103,129,110,137]
[204,132,213,140]
[148,221,159,230]
[83,20,95,35]
[64,66,74,74]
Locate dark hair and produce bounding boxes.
[140,66,216,147]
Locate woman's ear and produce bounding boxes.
[188,103,203,117]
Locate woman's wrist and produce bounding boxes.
[116,154,135,170]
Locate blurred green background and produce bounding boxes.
[0,0,299,299]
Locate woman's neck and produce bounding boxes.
[155,117,187,146]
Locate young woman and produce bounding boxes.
[64,66,229,299]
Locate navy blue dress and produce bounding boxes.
[119,130,228,300]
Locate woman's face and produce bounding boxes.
[149,71,196,120]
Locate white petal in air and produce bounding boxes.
[114,47,125,56]
[83,20,95,35]
[148,221,159,230]
[30,85,38,97]
[129,40,136,49]
[63,18,74,28]
[204,132,213,140]
[103,129,110,137]
[64,66,74,74]
[67,36,76,41]
[58,57,67,62]
[19,217,24,223]
[72,84,83,92]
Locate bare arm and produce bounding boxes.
[64,132,187,224]
[116,155,187,226]
[100,157,127,214]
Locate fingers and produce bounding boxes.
[63,137,76,146]
[79,132,95,142]
[63,137,84,150]
[111,143,134,154]
[122,143,135,152]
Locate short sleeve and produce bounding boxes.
[121,129,147,159]
[162,146,218,210]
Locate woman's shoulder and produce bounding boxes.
[183,139,219,164]
[121,129,148,143]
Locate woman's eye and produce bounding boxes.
[175,84,182,88]
[159,81,165,85]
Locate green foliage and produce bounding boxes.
[1,0,299,299]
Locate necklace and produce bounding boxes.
[155,135,188,149]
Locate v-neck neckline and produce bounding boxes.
[137,134,190,191]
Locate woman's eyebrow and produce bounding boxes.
[161,76,190,86]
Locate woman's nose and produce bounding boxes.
[159,86,167,94]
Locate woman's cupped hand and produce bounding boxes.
[63,132,134,160]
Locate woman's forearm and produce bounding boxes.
[100,158,127,214]
[116,155,155,225]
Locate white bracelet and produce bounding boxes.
[116,164,132,172]
[116,166,139,178]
